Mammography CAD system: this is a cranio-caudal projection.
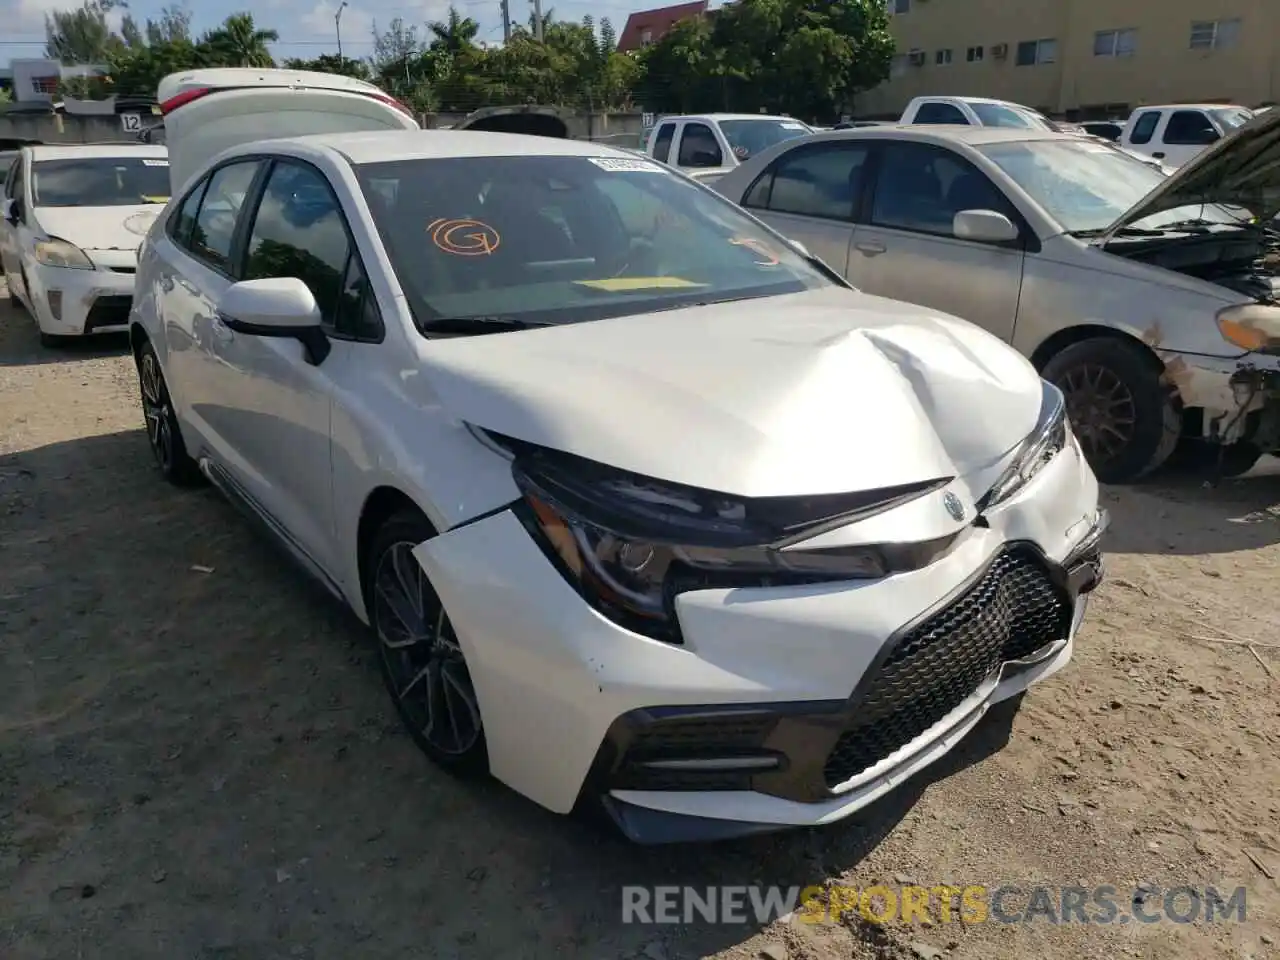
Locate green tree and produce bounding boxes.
[427,8,479,55]
[45,0,125,64]
[201,12,278,68]
[283,54,372,80]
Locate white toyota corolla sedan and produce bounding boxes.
[130,69,1106,843]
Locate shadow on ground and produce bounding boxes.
[1,429,1017,960]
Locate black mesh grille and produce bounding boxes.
[823,547,1070,788]
[614,713,778,791]
[85,295,132,331]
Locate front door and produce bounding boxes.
[738,139,873,277]
[1,154,27,300]
[847,140,1024,343]
[203,158,361,577]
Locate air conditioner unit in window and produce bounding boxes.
[908,50,927,66]
[991,43,1008,59]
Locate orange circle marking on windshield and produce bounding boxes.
[730,237,780,266]
[429,217,501,256]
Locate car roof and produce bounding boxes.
[1135,103,1248,111]
[804,124,1063,147]
[26,144,168,161]
[657,113,801,123]
[274,129,650,165]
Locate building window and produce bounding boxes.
[1094,28,1137,57]
[887,0,909,14]
[1189,19,1240,50]
[1015,38,1057,66]
[33,76,59,94]
[935,48,953,66]
[640,28,653,47]
[966,46,984,62]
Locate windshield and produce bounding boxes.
[719,119,813,160]
[31,156,170,207]
[356,154,831,332]
[1211,107,1254,131]
[978,139,1247,234]
[969,103,1044,129]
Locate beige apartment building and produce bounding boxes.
[857,0,1280,119]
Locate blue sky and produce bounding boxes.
[1,0,664,66]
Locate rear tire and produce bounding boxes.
[135,339,203,487]
[1042,337,1180,484]
[39,333,72,348]
[365,509,489,776]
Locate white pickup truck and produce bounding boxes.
[643,113,814,181]
[1117,103,1254,168]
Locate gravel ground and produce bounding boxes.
[1,286,1278,960]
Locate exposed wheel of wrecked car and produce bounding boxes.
[135,340,204,486]
[1043,337,1179,483]
[1171,438,1264,478]
[366,510,488,775]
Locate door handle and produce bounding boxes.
[854,240,887,257]
[1152,151,1166,159]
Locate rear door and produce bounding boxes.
[648,121,677,165]
[0,153,25,296]
[153,157,266,462]
[848,139,1025,342]
[736,139,872,276]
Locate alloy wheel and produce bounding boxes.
[138,352,174,471]
[1059,363,1137,466]
[372,541,482,756]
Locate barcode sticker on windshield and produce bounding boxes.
[589,157,663,173]
[142,159,169,166]
[780,122,807,130]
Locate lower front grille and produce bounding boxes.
[823,546,1070,788]
[85,295,132,332]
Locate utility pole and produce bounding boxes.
[335,0,348,59]
[500,0,511,42]
[531,0,544,41]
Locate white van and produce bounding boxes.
[156,68,420,195]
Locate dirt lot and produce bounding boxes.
[1,286,1278,960]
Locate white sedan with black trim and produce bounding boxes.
[127,67,1105,843]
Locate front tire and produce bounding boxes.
[135,340,203,487]
[1042,337,1180,483]
[366,510,488,776]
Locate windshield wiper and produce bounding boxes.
[418,316,544,335]
[1071,226,1166,238]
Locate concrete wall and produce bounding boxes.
[0,108,649,148]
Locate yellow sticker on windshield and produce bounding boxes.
[141,195,169,203]
[574,277,708,291]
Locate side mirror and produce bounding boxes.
[1199,128,1221,145]
[2,197,20,224]
[953,208,1019,244]
[216,277,330,365]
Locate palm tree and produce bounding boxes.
[427,8,480,55]
[527,6,555,33]
[204,13,278,68]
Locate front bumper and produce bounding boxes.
[413,438,1104,841]
[26,256,135,337]
[1160,349,1280,448]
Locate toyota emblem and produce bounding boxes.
[943,491,965,522]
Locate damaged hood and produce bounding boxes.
[32,204,163,253]
[1100,108,1280,243]
[416,288,1044,498]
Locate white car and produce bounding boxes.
[0,143,170,345]
[130,68,1105,843]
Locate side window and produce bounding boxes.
[913,102,969,124]
[871,141,1014,238]
[243,160,380,339]
[742,169,774,209]
[677,123,723,167]
[1164,110,1219,146]
[760,143,871,221]
[1128,111,1160,145]
[169,176,210,249]
[652,123,675,164]
[189,160,262,273]
[6,157,25,200]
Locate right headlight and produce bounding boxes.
[34,237,94,270]
[1216,303,1280,355]
[978,380,1070,512]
